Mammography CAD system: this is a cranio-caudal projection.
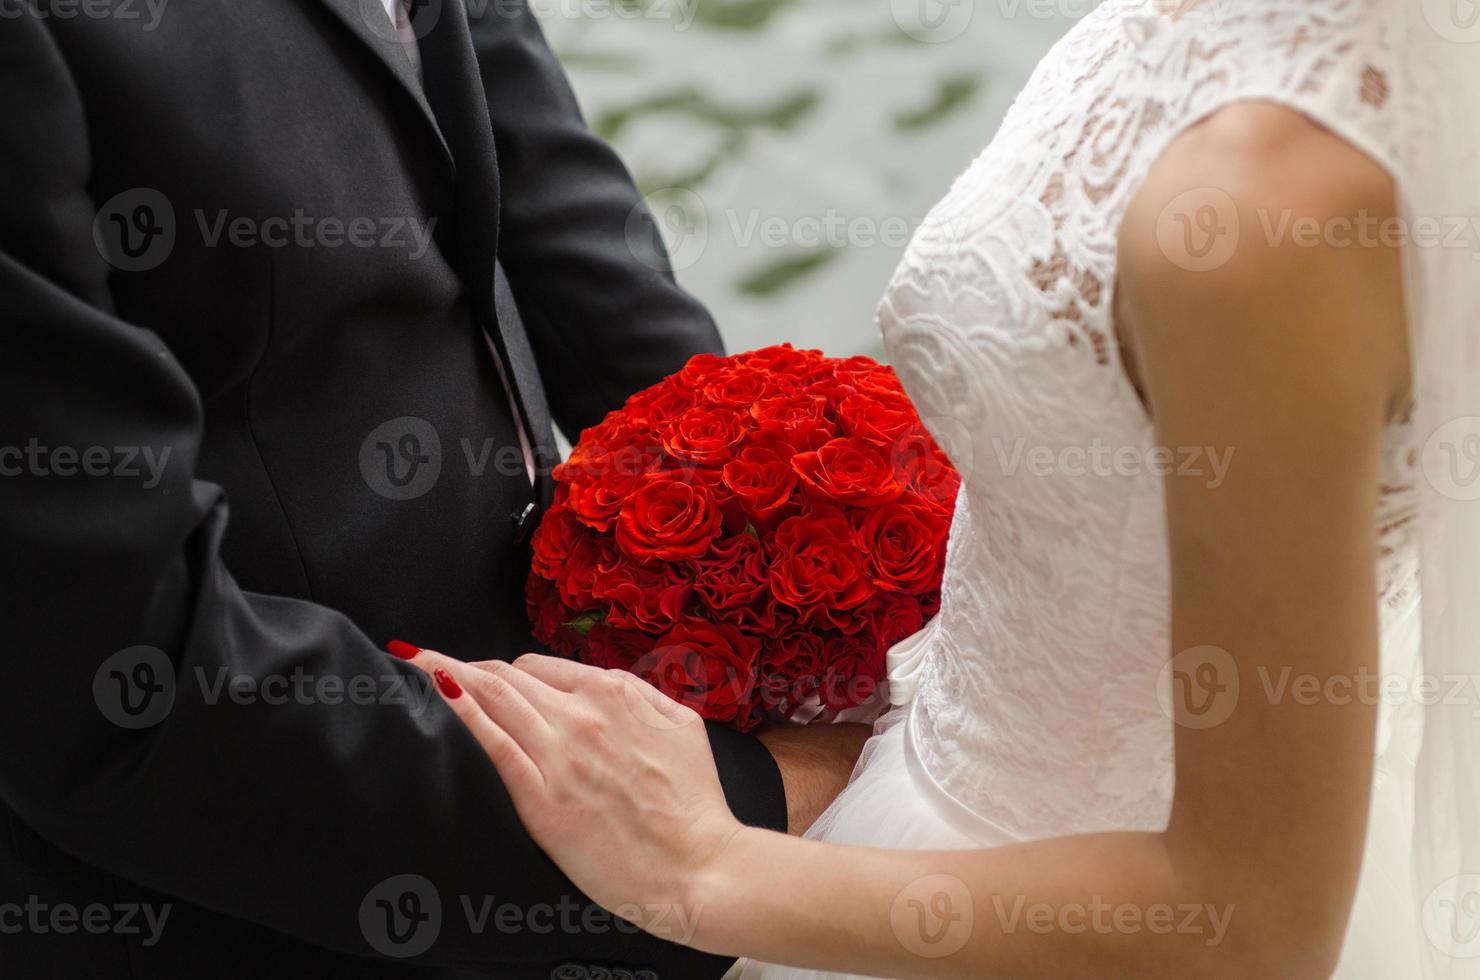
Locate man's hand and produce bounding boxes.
[754,723,873,835]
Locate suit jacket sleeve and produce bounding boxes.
[468,0,726,440]
[0,16,775,976]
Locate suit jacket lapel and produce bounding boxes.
[315,0,454,168]
[415,0,559,488]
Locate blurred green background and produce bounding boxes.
[534,0,1078,359]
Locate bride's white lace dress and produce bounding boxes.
[745,2,1427,977]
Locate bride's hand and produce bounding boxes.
[397,645,743,933]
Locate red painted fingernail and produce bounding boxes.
[433,668,463,699]
[387,640,421,661]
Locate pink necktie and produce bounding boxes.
[387,0,422,81]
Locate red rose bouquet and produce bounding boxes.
[526,345,960,731]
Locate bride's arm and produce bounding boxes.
[679,108,1411,980]
[413,103,1413,979]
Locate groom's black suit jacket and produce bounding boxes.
[0,1,784,977]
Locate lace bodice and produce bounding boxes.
[881,0,1421,841]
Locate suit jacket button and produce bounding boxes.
[512,501,538,544]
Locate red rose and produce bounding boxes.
[703,364,777,408]
[757,631,826,714]
[826,354,883,385]
[558,531,618,609]
[854,366,908,402]
[686,465,749,534]
[561,441,664,531]
[768,511,876,628]
[921,590,942,620]
[678,352,731,385]
[839,392,919,448]
[564,413,626,454]
[592,557,694,633]
[662,406,748,465]
[890,431,961,515]
[750,393,835,450]
[531,504,587,580]
[715,593,789,634]
[548,629,588,660]
[526,571,575,647]
[740,344,823,375]
[586,621,654,671]
[622,380,696,430]
[857,502,948,593]
[695,532,787,632]
[636,619,762,728]
[721,441,800,525]
[616,472,724,562]
[694,533,770,611]
[815,632,884,711]
[862,590,928,654]
[791,437,903,507]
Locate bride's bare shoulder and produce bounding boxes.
[1119,100,1399,279]
[1115,100,1410,417]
